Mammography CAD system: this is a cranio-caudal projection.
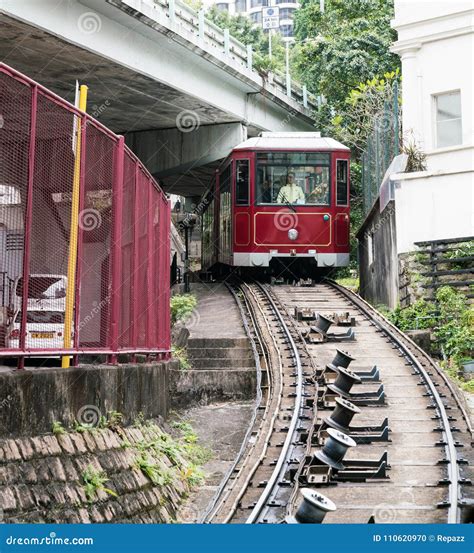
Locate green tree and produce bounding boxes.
[294,0,400,110]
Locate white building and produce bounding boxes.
[203,0,299,39]
[390,0,474,253]
[358,0,473,308]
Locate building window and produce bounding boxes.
[279,7,295,19]
[435,91,462,148]
[235,0,247,11]
[279,23,294,37]
[250,0,267,7]
[216,2,229,11]
[250,11,262,22]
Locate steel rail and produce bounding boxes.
[201,281,266,522]
[327,280,462,524]
[245,282,304,524]
[223,282,284,523]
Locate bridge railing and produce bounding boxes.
[0,62,171,368]
[116,0,313,109]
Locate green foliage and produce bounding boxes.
[172,345,191,370]
[336,277,359,291]
[333,70,400,153]
[293,0,399,108]
[402,136,427,172]
[444,241,474,269]
[434,287,474,366]
[386,299,437,332]
[105,411,124,430]
[170,294,197,325]
[181,0,203,10]
[52,421,66,436]
[206,6,286,73]
[134,453,174,487]
[81,465,117,502]
[132,420,211,489]
[382,287,473,391]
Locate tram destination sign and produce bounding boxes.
[262,7,280,30]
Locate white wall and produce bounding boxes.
[391,1,474,252]
[392,1,474,171]
[393,171,474,253]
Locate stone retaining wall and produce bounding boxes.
[0,424,190,523]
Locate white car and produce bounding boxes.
[10,274,67,313]
[6,309,69,350]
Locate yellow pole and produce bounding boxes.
[62,85,88,368]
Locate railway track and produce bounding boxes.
[203,280,472,524]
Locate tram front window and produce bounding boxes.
[256,152,330,205]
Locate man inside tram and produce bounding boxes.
[276,172,305,204]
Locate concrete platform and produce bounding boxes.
[185,284,246,340]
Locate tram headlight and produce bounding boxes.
[288,228,298,241]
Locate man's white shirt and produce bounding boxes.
[277,184,305,203]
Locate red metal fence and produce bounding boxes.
[0,63,171,367]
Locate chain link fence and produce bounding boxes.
[361,80,401,216]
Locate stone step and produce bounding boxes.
[187,337,249,349]
[187,347,253,360]
[190,357,255,369]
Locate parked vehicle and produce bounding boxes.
[6,309,69,350]
[10,274,67,313]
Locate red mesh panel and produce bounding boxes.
[0,65,171,360]
[27,92,76,351]
[77,121,116,349]
[0,72,31,350]
[118,152,135,349]
[136,168,149,348]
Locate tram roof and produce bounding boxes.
[233,133,350,152]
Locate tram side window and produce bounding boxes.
[235,160,250,205]
[336,160,348,206]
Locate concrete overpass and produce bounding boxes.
[0,0,317,196]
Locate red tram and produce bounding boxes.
[202,133,350,276]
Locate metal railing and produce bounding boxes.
[110,0,313,108]
[0,62,171,367]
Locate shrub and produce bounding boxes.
[170,294,197,325]
[434,286,474,366]
[386,299,436,332]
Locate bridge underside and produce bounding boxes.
[0,4,315,197]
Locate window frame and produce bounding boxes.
[335,158,349,207]
[235,158,250,206]
[254,151,332,207]
[433,89,462,149]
